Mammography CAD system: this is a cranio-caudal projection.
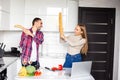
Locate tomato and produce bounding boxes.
[58,64,63,70]
[34,71,42,76]
[51,67,58,71]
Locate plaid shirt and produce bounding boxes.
[20,28,44,62]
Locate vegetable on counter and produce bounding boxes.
[26,65,36,75]
[18,65,42,77]
[34,71,42,76]
[51,64,63,71]
[51,67,58,71]
[18,66,27,77]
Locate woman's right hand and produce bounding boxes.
[60,34,65,40]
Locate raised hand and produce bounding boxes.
[14,24,34,37]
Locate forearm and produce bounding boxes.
[64,38,86,46]
[15,24,34,37]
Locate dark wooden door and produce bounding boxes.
[78,7,115,80]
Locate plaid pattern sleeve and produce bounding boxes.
[33,31,44,44]
[19,32,26,48]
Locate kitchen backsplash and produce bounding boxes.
[0,31,21,51]
[0,31,73,58]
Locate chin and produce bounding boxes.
[37,29,40,31]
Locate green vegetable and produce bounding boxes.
[27,73,34,76]
[26,65,36,74]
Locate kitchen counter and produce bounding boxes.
[15,57,95,80]
[15,68,94,80]
[0,57,18,72]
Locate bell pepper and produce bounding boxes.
[34,71,42,76]
[51,67,58,71]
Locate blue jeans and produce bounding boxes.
[63,53,82,68]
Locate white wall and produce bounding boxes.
[0,32,4,42]
[1,31,21,51]
[79,0,120,80]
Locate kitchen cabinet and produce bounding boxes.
[0,0,2,10]
[0,11,10,30]
[0,0,10,12]
[1,0,78,31]
[10,0,25,30]
[24,0,67,31]
[0,0,10,30]
[67,0,79,32]
[24,0,78,32]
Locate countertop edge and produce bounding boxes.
[0,57,19,72]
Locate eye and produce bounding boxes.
[76,29,78,31]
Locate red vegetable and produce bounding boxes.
[58,64,63,70]
[34,71,42,76]
[51,67,58,71]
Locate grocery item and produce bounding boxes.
[34,71,42,76]
[58,64,63,70]
[18,66,27,77]
[26,65,36,76]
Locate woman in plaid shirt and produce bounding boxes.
[19,17,44,70]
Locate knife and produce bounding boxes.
[0,43,3,48]
[45,67,54,71]
[3,45,6,50]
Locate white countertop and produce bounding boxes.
[0,57,18,72]
[15,67,95,80]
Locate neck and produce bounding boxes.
[32,26,37,32]
[75,33,81,36]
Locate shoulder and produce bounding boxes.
[37,31,43,35]
[21,31,25,36]
[36,31,44,37]
[81,38,86,43]
[67,34,74,38]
